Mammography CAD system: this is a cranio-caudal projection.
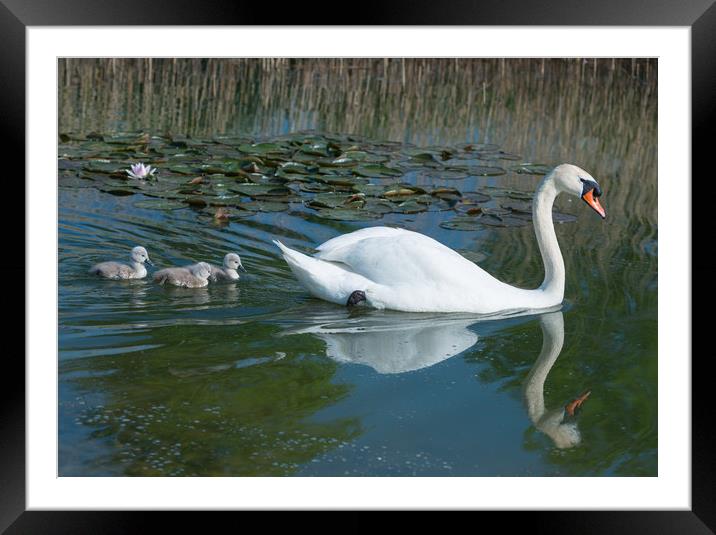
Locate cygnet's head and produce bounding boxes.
[131,246,152,265]
[223,253,245,271]
[549,163,606,219]
[191,262,212,280]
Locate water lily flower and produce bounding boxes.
[126,162,158,180]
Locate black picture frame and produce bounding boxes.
[2,0,711,530]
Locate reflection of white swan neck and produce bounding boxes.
[523,311,581,449]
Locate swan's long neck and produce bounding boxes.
[533,177,565,300]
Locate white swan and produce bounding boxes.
[89,245,152,279]
[274,164,605,314]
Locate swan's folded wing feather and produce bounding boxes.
[315,231,487,288]
[315,226,407,255]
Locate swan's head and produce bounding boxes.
[551,164,606,219]
[191,262,212,280]
[223,253,245,272]
[131,246,152,265]
[538,408,582,449]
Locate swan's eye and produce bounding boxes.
[579,177,601,198]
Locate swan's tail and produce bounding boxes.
[273,239,363,306]
[273,240,312,270]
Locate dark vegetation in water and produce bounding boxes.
[59,130,581,227]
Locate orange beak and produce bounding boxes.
[565,390,591,417]
[582,190,606,219]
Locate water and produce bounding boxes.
[58,58,657,476]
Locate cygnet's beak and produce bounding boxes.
[238,264,247,272]
[582,190,606,219]
[145,258,154,266]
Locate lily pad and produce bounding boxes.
[315,174,368,187]
[183,196,208,207]
[58,159,84,171]
[414,195,455,211]
[237,142,289,155]
[299,142,341,157]
[313,208,383,221]
[83,161,128,174]
[354,164,403,178]
[230,183,292,198]
[463,192,491,203]
[133,199,188,211]
[213,135,254,146]
[440,216,484,231]
[478,151,522,161]
[197,161,245,176]
[100,187,137,197]
[299,182,333,193]
[106,133,149,145]
[462,165,507,176]
[329,151,368,165]
[58,175,96,188]
[481,206,512,217]
[279,161,313,174]
[352,183,386,197]
[207,195,243,207]
[306,192,365,209]
[459,143,500,152]
[511,163,552,175]
[479,214,530,227]
[408,152,440,163]
[168,164,197,175]
[363,199,395,214]
[383,185,425,201]
[237,200,290,213]
[395,199,428,214]
[430,187,462,201]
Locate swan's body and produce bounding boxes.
[153,262,212,288]
[208,253,244,282]
[89,246,152,280]
[274,164,605,314]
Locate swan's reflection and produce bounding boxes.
[523,311,587,449]
[282,307,586,449]
[284,311,481,374]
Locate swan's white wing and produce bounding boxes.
[315,226,408,255]
[315,227,492,288]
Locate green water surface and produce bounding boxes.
[58,59,657,476]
